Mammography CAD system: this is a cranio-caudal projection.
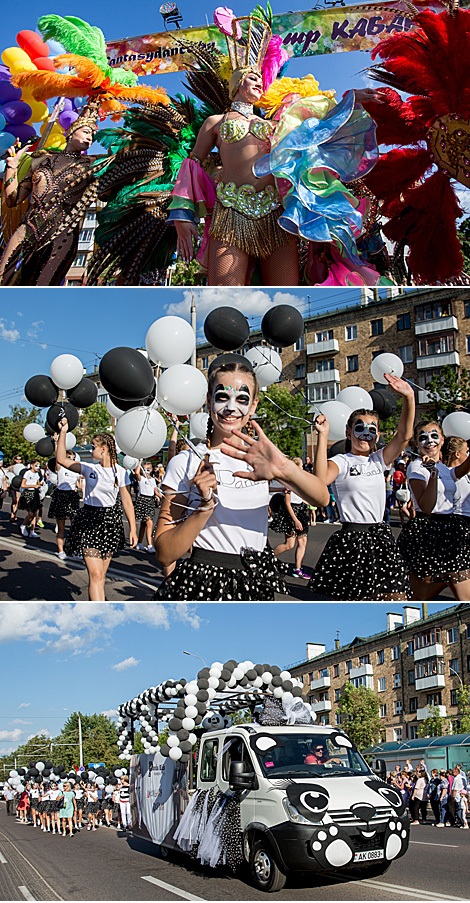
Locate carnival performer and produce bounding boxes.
[49,450,83,560]
[271,457,311,579]
[134,460,162,553]
[154,357,329,599]
[0,113,98,285]
[55,419,137,600]
[397,422,470,601]
[168,8,384,286]
[221,373,413,600]
[19,460,43,539]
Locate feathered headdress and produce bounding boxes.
[213,5,289,97]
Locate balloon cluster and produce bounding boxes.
[7,760,128,792]
[23,354,97,457]
[117,658,308,764]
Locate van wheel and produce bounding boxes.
[250,838,286,892]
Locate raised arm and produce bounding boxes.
[56,419,81,472]
[3,144,33,207]
[382,374,415,467]
[313,415,340,486]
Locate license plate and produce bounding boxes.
[353,849,384,862]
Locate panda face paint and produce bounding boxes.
[418,429,441,450]
[352,420,378,442]
[211,382,253,430]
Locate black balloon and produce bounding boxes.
[67,378,98,408]
[11,468,28,490]
[370,389,397,419]
[99,347,154,401]
[208,352,253,378]
[108,388,154,411]
[48,456,57,471]
[44,421,56,435]
[46,402,79,433]
[204,308,250,351]
[24,374,58,408]
[327,440,346,458]
[35,436,55,457]
[261,305,304,347]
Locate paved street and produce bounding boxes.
[0,805,468,901]
[0,500,454,601]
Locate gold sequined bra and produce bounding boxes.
[219,115,274,144]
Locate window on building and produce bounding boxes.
[415,300,452,321]
[333,664,340,677]
[409,697,418,713]
[378,677,386,692]
[347,355,359,372]
[335,689,341,702]
[394,700,403,716]
[393,728,403,742]
[451,689,458,706]
[465,302,470,318]
[346,660,352,673]
[466,624,470,640]
[397,312,411,331]
[393,672,401,688]
[371,349,383,360]
[449,658,459,676]
[407,640,414,656]
[316,329,333,342]
[418,333,455,356]
[295,364,305,379]
[377,650,385,665]
[359,654,370,666]
[72,253,87,267]
[408,669,415,685]
[467,654,470,673]
[379,704,387,718]
[294,336,305,351]
[79,229,93,242]
[310,385,337,402]
[413,629,441,650]
[317,358,335,372]
[466,336,470,355]
[408,725,419,740]
[371,318,383,336]
[319,714,330,726]
[398,345,413,363]
[392,645,400,661]
[427,692,442,706]
[201,356,209,369]
[345,324,358,341]
[416,659,445,680]
[447,627,457,644]
[335,712,342,726]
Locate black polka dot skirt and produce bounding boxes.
[154,545,288,601]
[49,488,80,520]
[271,500,310,536]
[309,522,411,600]
[19,488,40,512]
[65,502,125,559]
[397,513,470,583]
[134,495,156,522]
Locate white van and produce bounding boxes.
[130,722,410,892]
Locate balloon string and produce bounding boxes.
[262,393,315,426]
[253,345,323,421]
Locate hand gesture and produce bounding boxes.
[384,373,414,397]
[314,414,330,436]
[5,141,29,170]
[355,88,387,105]
[58,417,69,433]
[221,421,289,482]
[192,456,217,503]
[175,221,198,262]
[422,455,437,473]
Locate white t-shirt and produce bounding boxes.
[23,470,41,487]
[407,460,455,514]
[290,490,304,505]
[450,469,470,517]
[49,789,61,801]
[162,445,269,554]
[56,466,80,492]
[138,474,157,497]
[330,450,387,523]
[80,462,130,508]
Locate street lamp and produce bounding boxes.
[449,666,464,688]
[159,3,183,29]
[183,650,207,668]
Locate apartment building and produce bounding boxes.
[65,200,102,286]
[289,604,470,743]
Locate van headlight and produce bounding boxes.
[282,798,314,825]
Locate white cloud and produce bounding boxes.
[26,729,52,741]
[18,702,31,709]
[0,729,22,741]
[112,656,140,672]
[12,719,32,725]
[101,709,118,719]
[0,319,20,343]
[26,320,45,341]
[164,289,306,324]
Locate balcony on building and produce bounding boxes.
[416,351,460,369]
[414,643,444,662]
[307,338,340,356]
[416,704,447,721]
[349,664,373,680]
[415,673,446,691]
[310,699,332,713]
[307,369,341,385]
[310,675,331,691]
[414,316,458,336]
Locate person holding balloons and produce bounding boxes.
[55,418,138,601]
[49,450,83,561]
[398,420,470,601]
[133,460,162,553]
[19,459,43,539]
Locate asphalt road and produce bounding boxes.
[0,498,454,602]
[0,806,469,901]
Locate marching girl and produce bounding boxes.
[271,457,311,579]
[49,450,83,561]
[39,782,51,831]
[7,453,24,522]
[55,420,138,601]
[134,460,162,553]
[398,422,470,600]
[30,782,40,827]
[84,782,98,831]
[154,358,329,600]
[49,781,62,835]
[19,460,43,539]
[443,436,470,526]
[73,779,84,830]
[102,783,114,828]
[221,373,414,601]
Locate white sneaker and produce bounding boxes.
[29,531,40,539]
[54,525,58,534]
[20,525,28,536]
[146,545,155,553]
[57,551,67,560]
[136,543,146,551]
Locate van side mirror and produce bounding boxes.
[229,761,257,791]
[373,758,387,781]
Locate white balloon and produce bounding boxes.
[184,694,198,706]
[9,770,18,777]
[336,386,373,411]
[169,746,183,761]
[13,463,25,476]
[23,423,46,443]
[167,735,180,748]
[50,354,83,390]
[442,411,470,440]
[36,762,45,772]
[182,717,195,731]
[157,365,208,416]
[115,407,167,458]
[184,705,198,719]
[65,432,76,451]
[146,316,195,368]
[244,346,282,387]
[122,455,139,470]
[107,398,125,419]
[317,400,352,441]
[370,352,404,384]
[190,412,209,440]
[185,681,198,695]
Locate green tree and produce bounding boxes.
[337,683,383,751]
[457,217,470,275]
[424,365,470,419]
[456,685,470,733]
[0,405,44,462]
[170,257,205,286]
[76,402,111,443]
[255,385,310,457]
[417,705,451,738]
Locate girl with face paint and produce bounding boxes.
[397,422,470,600]
[153,359,292,599]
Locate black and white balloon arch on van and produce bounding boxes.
[117,658,314,763]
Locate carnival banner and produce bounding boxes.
[106,1,451,77]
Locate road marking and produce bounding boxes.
[142,876,206,901]
[356,879,467,901]
[19,887,36,901]
[410,840,459,848]
[0,830,63,901]
[0,851,7,863]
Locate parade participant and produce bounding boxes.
[30,783,40,827]
[39,782,51,831]
[73,780,84,831]
[134,460,162,553]
[7,454,24,522]
[443,437,470,527]
[84,782,98,831]
[55,419,137,600]
[19,460,43,539]
[154,359,328,599]
[49,450,83,560]
[271,458,311,579]
[398,422,470,600]
[102,784,114,828]
[59,781,76,837]
[16,785,30,825]
[49,782,62,835]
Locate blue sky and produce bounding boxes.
[0,286,399,418]
[0,602,456,759]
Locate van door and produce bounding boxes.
[218,735,257,829]
[198,736,220,789]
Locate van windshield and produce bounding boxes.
[254,733,371,778]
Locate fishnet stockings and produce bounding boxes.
[208,236,299,285]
